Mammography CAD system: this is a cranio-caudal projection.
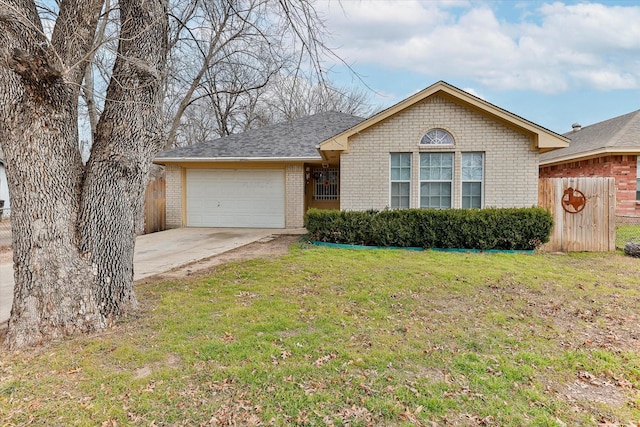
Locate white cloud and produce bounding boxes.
[462,87,484,99]
[322,0,451,48]
[569,70,638,90]
[318,1,640,93]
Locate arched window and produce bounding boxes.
[420,129,454,145]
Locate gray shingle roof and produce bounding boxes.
[540,109,640,163]
[156,111,364,161]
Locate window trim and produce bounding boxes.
[461,152,484,209]
[419,152,453,209]
[420,128,455,146]
[390,153,412,209]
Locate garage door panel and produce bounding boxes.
[186,169,285,228]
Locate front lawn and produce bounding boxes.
[617,223,640,249]
[2,244,640,426]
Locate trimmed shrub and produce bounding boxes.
[304,207,553,251]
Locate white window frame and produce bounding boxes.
[390,153,411,209]
[420,128,454,146]
[461,152,484,209]
[419,152,453,209]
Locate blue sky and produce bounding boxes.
[316,0,640,134]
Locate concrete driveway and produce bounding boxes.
[0,227,304,325]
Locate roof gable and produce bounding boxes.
[319,81,569,156]
[155,111,364,162]
[540,109,640,165]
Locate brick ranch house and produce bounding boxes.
[539,109,640,219]
[154,81,569,229]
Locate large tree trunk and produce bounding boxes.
[79,0,168,319]
[0,0,105,349]
[0,0,167,348]
[1,81,105,348]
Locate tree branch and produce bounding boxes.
[9,47,63,82]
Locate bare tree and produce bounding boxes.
[162,0,378,147]
[163,0,288,147]
[79,0,113,142]
[262,75,379,122]
[167,68,379,147]
[0,0,364,349]
[0,0,168,349]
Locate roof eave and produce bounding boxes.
[436,88,570,150]
[318,135,350,152]
[318,81,570,153]
[536,133,570,151]
[540,147,640,166]
[154,156,322,165]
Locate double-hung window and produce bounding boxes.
[391,127,484,210]
[420,153,453,209]
[461,153,484,208]
[390,153,411,209]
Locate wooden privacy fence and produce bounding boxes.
[144,178,166,234]
[539,177,616,252]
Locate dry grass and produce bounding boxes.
[2,244,640,426]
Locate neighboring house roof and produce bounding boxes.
[155,111,364,163]
[540,109,640,166]
[319,81,570,161]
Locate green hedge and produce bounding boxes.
[304,207,553,250]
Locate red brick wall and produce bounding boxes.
[539,155,639,216]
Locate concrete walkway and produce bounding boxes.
[0,228,304,325]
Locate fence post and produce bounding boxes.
[144,178,166,234]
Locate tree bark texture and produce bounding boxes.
[0,0,168,348]
[0,0,105,348]
[79,0,168,318]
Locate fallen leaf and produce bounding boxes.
[313,353,337,367]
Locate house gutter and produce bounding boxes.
[154,156,322,164]
[539,147,640,166]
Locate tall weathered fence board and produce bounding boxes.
[144,178,166,234]
[539,177,616,252]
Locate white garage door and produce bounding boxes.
[186,169,285,228]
